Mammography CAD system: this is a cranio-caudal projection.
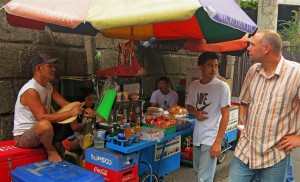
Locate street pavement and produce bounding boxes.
[164,151,233,182]
[165,149,300,182]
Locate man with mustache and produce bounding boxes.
[13,52,93,162]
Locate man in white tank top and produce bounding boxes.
[13,52,92,162]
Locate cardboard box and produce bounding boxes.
[11,160,104,182]
[86,162,138,182]
[0,140,47,182]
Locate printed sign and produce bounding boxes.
[154,136,181,161]
[226,107,238,132]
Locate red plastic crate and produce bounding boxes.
[129,177,139,182]
[85,162,138,182]
[181,148,193,160]
[0,140,47,182]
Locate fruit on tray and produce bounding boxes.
[145,115,177,128]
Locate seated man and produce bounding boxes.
[150,76,178,110]
[13,52,93,162]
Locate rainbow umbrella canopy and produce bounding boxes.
[2,0,257,44]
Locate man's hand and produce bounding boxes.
[69,103,84,117]
[238,119,245,125]
[83,108,95,117]
[195,110,209,121]
[276,135,300,153]
[210,141,221,158]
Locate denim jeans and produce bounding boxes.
[228,155,290,182]
[193,144,217,182]
[285,157,294,182]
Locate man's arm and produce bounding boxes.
[150,102,158,107]
[238,103,248,125]
[150,91,158,107]
[210,106,230,158]
[276,135,300,153]
[186,104,209,121]
[22,89,82,123]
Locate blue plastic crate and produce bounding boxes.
[85,147,140,171]
[106,134,140,147]
[11,160,104,182]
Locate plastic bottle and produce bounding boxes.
[124,124,132,138]
[134,119,141,142]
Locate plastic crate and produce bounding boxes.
[11,160,104,182]
[0,140,47,182]
[85,162,138,182]
[106,134,140,147]
[85,147,140,171]
[181,148,193,160]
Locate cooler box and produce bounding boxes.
[85,147,140,171]
[11,160,105,182]
[0,140,47,182]
[85,162,138,182]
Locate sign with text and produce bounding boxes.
[154,136,181,161]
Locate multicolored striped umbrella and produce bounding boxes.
[2,0,257,43]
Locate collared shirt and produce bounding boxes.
[235,56,300,169]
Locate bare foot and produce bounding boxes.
[47,149,62,162]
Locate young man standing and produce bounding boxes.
[186,52,230,182]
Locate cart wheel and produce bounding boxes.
[140,171,160,182]
[217,151,227,164]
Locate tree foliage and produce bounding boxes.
[278,10,300,52]
[240,0,258,11]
